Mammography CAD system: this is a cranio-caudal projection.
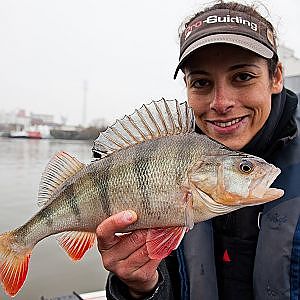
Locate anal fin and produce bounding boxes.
[58,231,96,261]
[146,227,188,260]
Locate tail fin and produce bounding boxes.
[0,231,32,297]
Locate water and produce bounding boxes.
[0,138,108,300]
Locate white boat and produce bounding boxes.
[9,130,29,138]
[41,290,106,300]
[9,125,52,139]
[80,290,106,299]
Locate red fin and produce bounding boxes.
[0,232,32,297]
[146,227,187,260]
[58,231,96,261]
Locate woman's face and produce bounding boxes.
[184,44,283,150]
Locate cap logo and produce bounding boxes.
[184,14,258,40]
[185,20,202,40]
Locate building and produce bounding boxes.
[30,112,54,125]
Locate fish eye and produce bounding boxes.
[239,160,254,174]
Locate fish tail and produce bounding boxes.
[0,231,32,297]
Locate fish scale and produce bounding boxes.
[95,136,191,228]
[0,99,284,297]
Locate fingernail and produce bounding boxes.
[123,210,135,222]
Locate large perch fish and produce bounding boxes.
[0,99,284,296]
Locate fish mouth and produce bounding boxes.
[215,166,284,206]
[247,167,284,204]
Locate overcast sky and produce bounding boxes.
[1,0,300,126]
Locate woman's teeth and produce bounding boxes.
[213,117,242,128]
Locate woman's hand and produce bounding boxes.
[96,210,161,298]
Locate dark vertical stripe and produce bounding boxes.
[38,205,54,227]
[133,140,159,214]
[64,183,81,223]
[90,159,112,217]
[174,135,194,181]
[15,205,54,241]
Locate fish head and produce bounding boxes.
[189,153,284,211]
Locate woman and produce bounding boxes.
[96,2,300,299]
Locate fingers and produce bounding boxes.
[96,210,137,251]
[105,243,149,273]
[106,229,147,261]
[96,211,161,296]
[125,260,161,295]
[122,245,161,275]
[113,246,161,294]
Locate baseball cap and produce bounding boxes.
[174,8,277,79]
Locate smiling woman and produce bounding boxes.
[183,44,283,150]
[97,2,300,300]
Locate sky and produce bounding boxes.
[1,0,300,126]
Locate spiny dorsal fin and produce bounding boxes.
[37,151,85,207]
[92,99,194,158]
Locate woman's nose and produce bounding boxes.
[209,86,235,114]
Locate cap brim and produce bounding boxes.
[174,33,274,79]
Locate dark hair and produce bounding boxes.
[179,1,279,79]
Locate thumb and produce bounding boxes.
[96,210,137,250]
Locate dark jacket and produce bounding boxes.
[106,88,300,300]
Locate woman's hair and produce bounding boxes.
[179,1,279,79]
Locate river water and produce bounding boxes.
[0,138,108,300]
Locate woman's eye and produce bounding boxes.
[191,79,210,88]
[235,73,254,82]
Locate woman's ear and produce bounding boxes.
[183,72,187,86]
[271,62,284,94]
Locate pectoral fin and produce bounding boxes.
[146,227,188,260]
[183,191,194,230]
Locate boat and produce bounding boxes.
[9,130,29,138]
[50,126,100,140]
[41,290,106,300]
[9,125,52,139]
[27,130,42,139]
[79,290,106,299]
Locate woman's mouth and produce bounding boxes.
[212,117,242,128]
[207,116,247,133]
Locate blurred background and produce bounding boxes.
[0,0,299,299]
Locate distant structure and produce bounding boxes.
[0,109,56,138]
[279,45,300,93]
[30,112,55,125]
[0,109,54,128]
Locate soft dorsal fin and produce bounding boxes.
[92,99,195,158]
[37,151,85,207]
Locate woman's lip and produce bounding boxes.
[206,116,247,134]
[209,117,243,127]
